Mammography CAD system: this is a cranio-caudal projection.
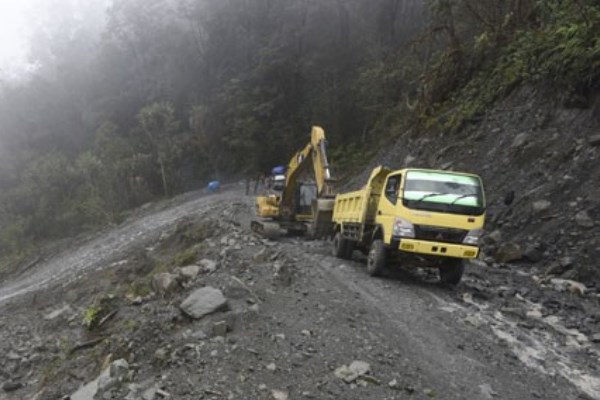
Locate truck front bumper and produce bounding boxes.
[397,239,479,259]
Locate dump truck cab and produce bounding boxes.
[331,166,486,284]
[377,168,485,256]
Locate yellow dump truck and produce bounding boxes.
[331,166,486,284]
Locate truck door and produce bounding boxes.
[376,173,402,244]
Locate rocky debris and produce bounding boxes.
[531,200,551,214]
[70,367,111,400]
[44,304,73,321]
[151,273,180,295]
[550,279,586,296]
[2,381,23,392]
[179,265,201,281]
[588,134,600,147]
[198,259,218,273]
[574,210,594,228]
[212,320,228,337]
[494,243,522,263]
[334,360,372,384]
[484,230,502,245]
[545,257,573,276]
[97,359,130,396]
[271,389,289,400]
[180,287,228,319]
[511,132,529,148]
[479,383,498,399]
[522,245,544,263]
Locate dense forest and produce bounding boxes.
[0,0,598,261]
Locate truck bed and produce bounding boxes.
[332,189,379,224]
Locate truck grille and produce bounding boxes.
[414,225,468,244]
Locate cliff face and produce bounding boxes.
[362,87,600,285]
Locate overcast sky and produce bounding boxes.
[0,0,31,78]
[0,0,111,81]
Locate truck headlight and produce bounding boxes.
[393,218,415,238]
[463,229,483,245]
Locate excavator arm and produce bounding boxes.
[279,126,335,218]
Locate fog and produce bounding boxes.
[0,0,110,80]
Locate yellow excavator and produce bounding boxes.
[251,126,336,238]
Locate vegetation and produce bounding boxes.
[0,0,597,262]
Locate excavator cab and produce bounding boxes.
[295,182,317,219]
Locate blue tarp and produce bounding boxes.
[272,165,286,175]
[207,180,220,192]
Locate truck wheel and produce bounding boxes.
[439,258,464,285]
[343,240,355,260]
[332,232,350,259]
[367,240,386,277]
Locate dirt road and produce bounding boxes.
[0,188,598,399]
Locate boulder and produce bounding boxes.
[574,210,594,228]
[532,200,551,214]
[550,278,586,296]
[199,259,218,273]
[334,360,371,383]
[180,287,228,319]
[179,265,201,281]
[494,243,523,263]
[151,273,179,295]
[588,134,600,147]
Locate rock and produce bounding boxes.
[388,379,401,390]
[70,367,110,400]
[151,273,180,295]
[110,359,129,380]
[575,211,594,228]
[545,262,567,276]
[523,246,543,263]
[494,243,522,263]
[532,200,551,214]
[272,389,289,400]
[212,321,228,337]
[591,334,600,343]
[484,230,502,245]
[512,132,529,148]
[588,134,600,147]
[180,287,228,319]
[154,348,168,361]
[334,360,371,383]
[479,383,498,399]
[550,278,586,296]
[44,304,72,320]
[2,381,23,392]
[199,259,218,273]
[253,248,269,262]
[404,155,416,166]
[97,375,118,395]
[266,363,277,372]
[560,268,579,281]
[179,265,201,281]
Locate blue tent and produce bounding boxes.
[207,180,220,192]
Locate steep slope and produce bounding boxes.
[361,87,600,285]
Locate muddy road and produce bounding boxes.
[0,188,598,399]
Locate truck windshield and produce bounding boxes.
[403,171,485,216]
